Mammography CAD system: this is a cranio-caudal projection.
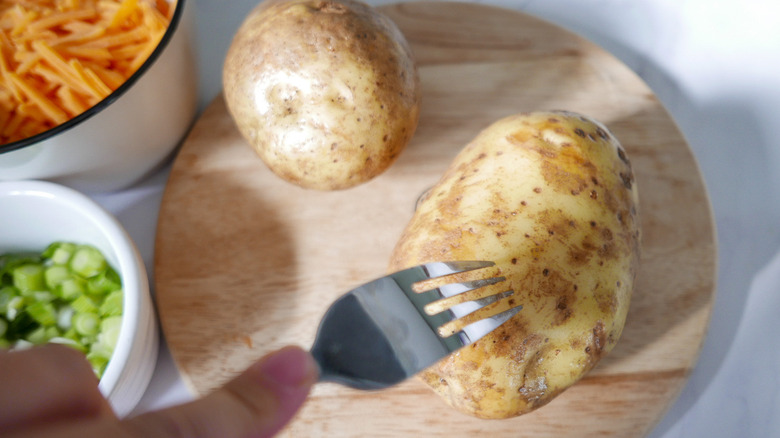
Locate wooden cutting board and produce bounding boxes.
[154,2,717,436]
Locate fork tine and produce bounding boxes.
[437,290,521,338]
[388,260,496,285]
[455,302,523,344]
[422,276,507,315]
[420,260,496,278]
[417,276,506,294]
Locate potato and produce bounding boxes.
[388,111,641,419]
[222,0,420,190]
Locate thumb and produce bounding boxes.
[123,346,318,438]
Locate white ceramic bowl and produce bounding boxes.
[0,180,159,417]
[0,0,197,193]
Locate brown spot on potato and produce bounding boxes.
[594,289,617,314]
[539,145,600,196]
[586,321,608,361]
[507,129,533,144]
[617,147,629,164]
[567,246,591,267]
[537,209,576,240]
[620,171,633,189]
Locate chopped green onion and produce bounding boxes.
[12,264,45,292]
[13,339,33,350]
[99,316,122,350]
[62,328,80,342]
[0,253,40,284]
[69,246,107,278]
[57,306,74,330]
[57,276,86,301]
[5,296,25,320]
[99,290,123,317]
[86,353,109,377]
[0,286,19,313]
[27,301,57,326]
[43,242,77,265]
[49,336,86,353]
[28,290,54,303]
[26,326,49,344]
[44,265,70,290]
[72,312,100,336]
[1,242,124,379]
[87,268,121,295]
[70,294,98,314]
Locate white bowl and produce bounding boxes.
[0,0,198,193]
[0,180,159,417]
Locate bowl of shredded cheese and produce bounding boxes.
[0,0,197,192]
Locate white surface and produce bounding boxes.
[0,181,159,418]
[84,0,780,435]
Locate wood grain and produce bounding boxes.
[154,2,717,436]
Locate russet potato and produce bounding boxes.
[388,111,641,419]
[223,0,420,190]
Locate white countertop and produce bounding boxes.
[91,0,780,436]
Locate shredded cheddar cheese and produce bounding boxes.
[0,0,174,145]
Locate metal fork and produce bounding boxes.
[310,260,522,390]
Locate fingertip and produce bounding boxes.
[255,346,319,389]
[121,347,318,438]
[240,346,317,437]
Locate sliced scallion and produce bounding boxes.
[27,301,57,326]
[72,312,100,336]
[44,265,70,290]
[12,264,45,293]
[57,276,86,300]
[0,242,124,379]
[69,246,107,278]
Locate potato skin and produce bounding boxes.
[388,111,640,419]
[222,0,420,190]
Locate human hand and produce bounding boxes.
[0,343,318,438]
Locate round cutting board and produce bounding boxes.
[154,2,717,437]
